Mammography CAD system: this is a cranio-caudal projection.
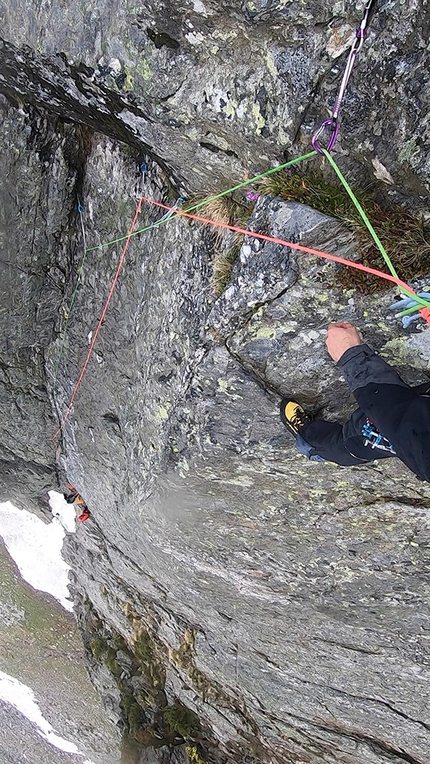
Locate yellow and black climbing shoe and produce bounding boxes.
[280,399,311,437]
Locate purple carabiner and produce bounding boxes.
[311,0,376,155]
[311,118,340,155]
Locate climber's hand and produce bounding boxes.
[326,322,362,362]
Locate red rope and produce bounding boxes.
[53,197,144,442]
[139,196,421,297]
[53,191,426,445]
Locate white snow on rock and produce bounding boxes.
[0,670,95,763]
[0,493,76,611]
[49,490,77,533]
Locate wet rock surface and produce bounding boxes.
[0,2,430,760]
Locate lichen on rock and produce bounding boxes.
[1,2,430,762]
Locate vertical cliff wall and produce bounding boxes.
[1,2,430,762]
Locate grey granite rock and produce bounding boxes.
[1,6,430,758]
[0,1,430,200]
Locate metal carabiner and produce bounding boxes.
[311,0,377,153]
[311,117,339,155]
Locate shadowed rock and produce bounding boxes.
[0,5,430,760]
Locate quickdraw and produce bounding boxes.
[153,197,185,225]
[312,0,377,154]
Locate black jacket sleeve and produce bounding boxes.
[337,344,430,481]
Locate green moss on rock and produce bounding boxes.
[163,701,202,738]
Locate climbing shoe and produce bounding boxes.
[280,399,311,437]
[78,510,91,522]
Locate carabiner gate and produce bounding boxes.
[311,117,340,155]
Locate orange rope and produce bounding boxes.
[53,190,425,447]
[53,197,144,442]
[139,195,422,297]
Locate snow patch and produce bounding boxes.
[49,490,77,532]
[0,494,75,611]
[0,670,95,763]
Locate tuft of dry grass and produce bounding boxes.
[211,244,241,297]
[195,195,255,296]
[258,171,430,293]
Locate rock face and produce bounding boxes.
[1,0,430,198]
[0,2,430,763]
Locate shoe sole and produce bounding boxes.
[279,398,301,437]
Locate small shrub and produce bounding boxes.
[185,744,208,764]
[127,701,147,736]
[89,637,107,662]
[211,244,241,297]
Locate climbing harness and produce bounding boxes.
[312,0,377,153]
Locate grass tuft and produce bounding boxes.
[163,701,202,738]
[185,743,208,764]
[258,171,430,292]
[195,195,255,297]
[211,244,241,298]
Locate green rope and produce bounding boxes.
[51,149,317,385]
[186,150,318,211]
[398,300,430,317]
[322,149,430,312]
[323,149,400,279]
[85,150,317,252]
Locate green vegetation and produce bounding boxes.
[88,635,123,676]
[196,195,254,296]
[104,646,123,677]
[211,243,242,297]
[163,701,202,738]
[126,699,147,736]
[185,744,208,764]
[121,602,166,689]
[169,629,233,706]
[88,636,107,662]
[81,599,264,760]
[258,170,430,292]
[133,629,155,663]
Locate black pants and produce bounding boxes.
[298,408,394,466]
